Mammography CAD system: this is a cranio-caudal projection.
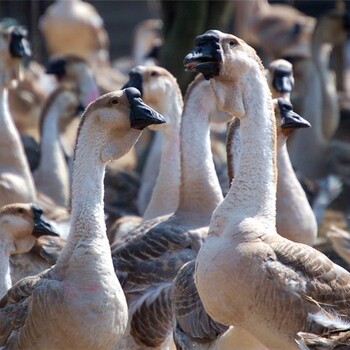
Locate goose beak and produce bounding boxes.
[279,98,311,129]
[46,57,67,79]
[272,69,294,93]
[184,30,222,80]
[9,26,32,58]
[125,87,165,130]
[122,68,143,96]
[31,205,59,237]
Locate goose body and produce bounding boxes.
[0,88,165,349]
[184,30,350,350]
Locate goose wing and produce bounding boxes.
[265,236,350,332]
[172,260,229,347]
[0,269,62,346]
[112,219,205,348]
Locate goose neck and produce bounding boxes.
[35,103,70,207]
[211,72,277,233]
[55,127,109,269]
[0,87,36,200]
[143,98,182,220]
[177,88,223,218]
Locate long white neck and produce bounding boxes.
[137,131,162,215]
[0,240,11,297]
[143,97,182,221]
[34,104,70,207]
[0,87,36,204]
[54,123,111,277]
[276,139,317,245]
[176,84,223,221]
[312,34,339,140]
[211,71,276,234]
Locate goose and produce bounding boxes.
[172,97,312,350]
[112,73,232,349]
[266,59,317,246]
[39,0,110,66]
[33,85,80,209]
[184,29,350,350]
[0,25,36,207]
[0,87,165,349]
[126,65,182,219]
[232,0,315,63]
[109,65,183,243]
[0,203,58,297]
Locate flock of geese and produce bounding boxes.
[0,0,350,349]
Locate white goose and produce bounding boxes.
[266,59,317,245]
[0,26,36,208]
[126,66,182,219]
[0,87,165,349]
[109,65,183,243]
[0,203,58,297]
[112,74,231,349]
[184,30,350,350]
[172,97,312,350]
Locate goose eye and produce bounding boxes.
[18,208,24,214]
[150,71,159,77]
[229,40,237,47]
[111,99,119,105]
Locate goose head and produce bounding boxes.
[267,59,294,98]
[46,55,99,111]
[275,97,310,141]
[75,87,165,162]
[123,65,182,130]
[184,30,263,117]
[184,30,258,81]
[0,203,58,255]
[0,25,31,87]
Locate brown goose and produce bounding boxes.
[184,29,350,350]
[0,88,164,349]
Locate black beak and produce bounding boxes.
[183,30,222,80]
[125,87,165,130]
[122,68,143,96]
[31,205,59,237]
[9,26,32,58]
[272,71,293,93]
[46,57,67,79]
[279,98,311,129]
